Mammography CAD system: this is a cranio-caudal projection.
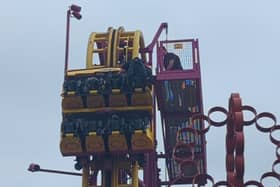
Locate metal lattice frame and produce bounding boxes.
[167,93,280,187]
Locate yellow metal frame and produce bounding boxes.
[62,94,84,109]
[131,126,154,151]
[68,26,146,73]
[82,166,89,187]
[108,131,128,152]
[110,89,127,107]
[62,105,153,114]
[113,29,146,67]
[67,67,121,77]
[131,87,153,106]
[86,92,104,108]
[61,26,154,187]
[83,158,139,187]
[112,26,124,67]
[86,27,114,68]
[85,132,105,153]
[60,133,83,156]
[112,160,139,187]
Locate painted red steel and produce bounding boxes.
[156,39,207,185]
[172,93,280,187]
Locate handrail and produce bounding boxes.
[141,22,168,65]
[144,22,168,52]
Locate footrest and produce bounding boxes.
[108,131,128,152]
[110,89,127,107]
[131,129,154,151]
[62,92,84,109]
[87,90,104,108]
[85,132,105,153]
[60,133,82,156]
[131,88,152,106]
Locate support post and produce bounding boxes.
[82,166,89,187]
[64,9,70,80]
[132,162,139,187]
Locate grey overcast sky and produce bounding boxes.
[1,0,280,186]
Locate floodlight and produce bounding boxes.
[28,163,40,172]
[70,5,81,12]
[72,11,82,20]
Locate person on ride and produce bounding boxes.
[163,47,183,71]
[162,47,184,110]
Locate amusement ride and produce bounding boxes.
[28,4,280,187]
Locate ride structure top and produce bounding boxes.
[28,5,280,187]
[58,16,207,186]
[29,4,206,187]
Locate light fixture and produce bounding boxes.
[72,11,82,20]
[70,4,81,12]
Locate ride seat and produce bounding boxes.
[87,90,105,108]
[109,89,127,107]
[60,133,83,156]
[131,128,154,152]
[62,92,84,109]
[85,132,105,153]
[131,88,152,106]
[108,131,128,152]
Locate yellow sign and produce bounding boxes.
[174,43,183,49]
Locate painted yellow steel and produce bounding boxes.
[86,28,113,68]
[82,166,89,187]
[131,127,154,151]
[131,88,153,106]
[62,105,153,114]
[108,131,128,152]
[69,26,146,73]
[87,94,104,108]
[86,32,98,68]
[67,91,75,95]
[73,155,141,187]
[85,132,105,153]
[61,26,154,187]
[62,88,152,111]
[112,26,124,67]
[113,29,146,67]
[132,162,139,187]
[112,159,139,187]
[112,89,121,94]
[60,133,83,156]
[136,31,146,61]
[62,95,83,109]
[67,67,120,77]
[89,90,98,94]
[109,92,127,107]
[132,31,140,59]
